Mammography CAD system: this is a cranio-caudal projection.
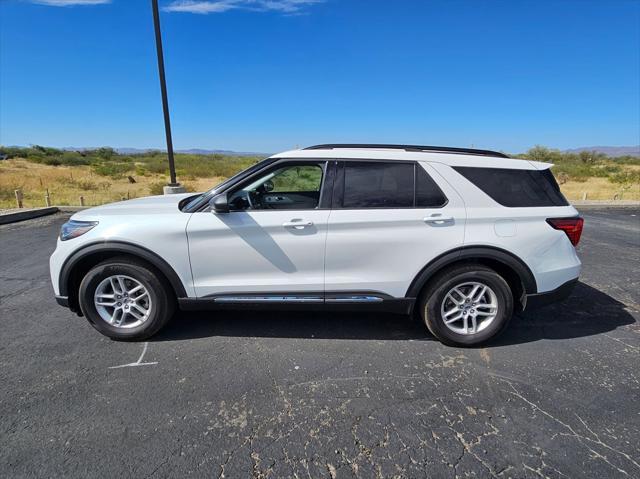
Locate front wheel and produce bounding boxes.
[78,257,175,340]
[420,265,513,346]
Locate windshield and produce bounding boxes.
[182,157,275,212]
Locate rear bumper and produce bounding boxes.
[525,278,578,309]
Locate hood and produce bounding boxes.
[72,193,198,219]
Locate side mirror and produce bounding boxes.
[209,193,229,213]
[263,180,274,192]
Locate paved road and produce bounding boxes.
[1,208,638,478]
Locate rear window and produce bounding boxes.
[453,166,569,207]
[343,162,414,208]
[340,162,448,208]
[416,164,448,207]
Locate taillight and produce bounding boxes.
[546,217,584,247]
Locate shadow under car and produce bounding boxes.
[151,282,636,346]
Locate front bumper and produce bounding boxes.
[525,278,578,309]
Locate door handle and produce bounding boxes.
[424,215,454,225]
[283,220,314,229]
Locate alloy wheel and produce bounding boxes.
[93,275,152,328]
[440,281,498,335]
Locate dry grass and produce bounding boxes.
[1,158,638,208]
[560,176,640,200]
[0,159,224,208]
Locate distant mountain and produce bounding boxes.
[60,146,268,156]
[117,147,267,156]
[111,147,155,155]
[563,146,640,157]
[177,148,270,156]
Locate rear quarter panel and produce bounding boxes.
[430,162,582,293]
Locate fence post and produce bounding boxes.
[45,192,51,207]
[15,189,23,208]
[79,196,85,207]
[582,192,587,201]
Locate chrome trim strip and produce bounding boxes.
[325,296,384,303]
[214,296,323,303]
[213,295,385,304]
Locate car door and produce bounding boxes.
[324,160,466,298]
[186,160,331,298]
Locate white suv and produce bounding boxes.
[50,144,583,346]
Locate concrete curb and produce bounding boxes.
[0,207,59,225]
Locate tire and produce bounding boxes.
[78,256,175,341]
[419,264,513,347]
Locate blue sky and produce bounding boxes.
[1,0,639,153]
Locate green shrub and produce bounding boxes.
[92,162,132,178]
[591,165,622,177]
[134,165,148,176]
[615,156,640,166]
[609,171,640,185]
[42,157,62,166]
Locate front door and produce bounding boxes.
[186,161,330,298]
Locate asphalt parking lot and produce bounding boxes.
[1,208,639,478]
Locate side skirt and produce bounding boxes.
[178,292,415,315]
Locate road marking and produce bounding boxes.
[109,342,158,369]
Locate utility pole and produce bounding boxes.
[151,0,185,194]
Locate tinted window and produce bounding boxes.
[343,162,414,208]
[454,166,569,207]
[416,164,447,207]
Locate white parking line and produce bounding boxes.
[108,342,158,369]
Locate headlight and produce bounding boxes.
[60,220,98,241]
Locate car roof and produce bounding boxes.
[269,144,551,170]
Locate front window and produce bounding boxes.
[228,162,325,210]
[181,157,275,212]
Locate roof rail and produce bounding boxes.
[303,144,510,158]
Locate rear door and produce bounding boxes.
[324,160,466,298]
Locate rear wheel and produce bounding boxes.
[78,257,175,340]
[420,264,513,346]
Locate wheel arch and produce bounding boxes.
[406,246,537,310]
[59,241,188,314]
